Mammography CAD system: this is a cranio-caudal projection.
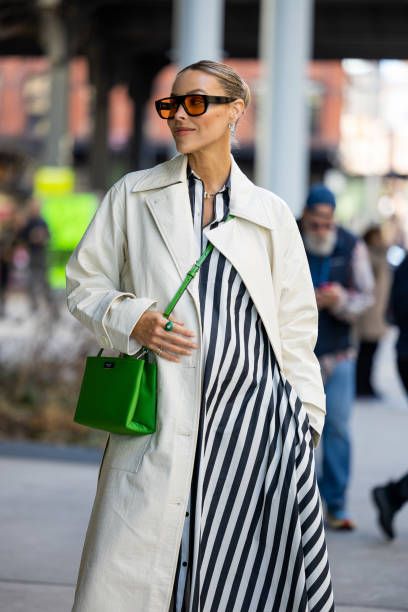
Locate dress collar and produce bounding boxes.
[187,164,231,194]
[131,154,275,230]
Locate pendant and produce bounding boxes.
[204,191,216,199]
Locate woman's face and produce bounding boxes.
[167,69,242,155]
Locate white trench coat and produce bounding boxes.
[66,154,326,612]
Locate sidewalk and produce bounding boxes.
[0,330,407,611]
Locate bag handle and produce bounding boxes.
[163,213,234,319]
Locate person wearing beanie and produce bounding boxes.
[299,183,375,530]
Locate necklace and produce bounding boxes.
[203,190,218,199]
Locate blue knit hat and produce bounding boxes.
[306,184,336,209]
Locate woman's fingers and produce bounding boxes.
[148,332,195,356]
[131,311,198,360]
[155,338,194,356]
[152,347,180,363]
[148,339,182,363]
[162,319,195,338]
[158,327,198,348]
[168,315,184,326]
[156,317,198,350]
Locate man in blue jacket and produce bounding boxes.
[299,184,374,530]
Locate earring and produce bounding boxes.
[228,122,236,136]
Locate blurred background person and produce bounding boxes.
[372,470,408,540]
[0,193,18,317]
[18,197,57,318]
[372,253,408,538]
[390,252,408,394]
[299,184,374,531]
[355,225,391,399]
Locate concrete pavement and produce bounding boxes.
[0,456,96,611]
[0,330,408,611]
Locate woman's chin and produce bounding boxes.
[174,142,195,155]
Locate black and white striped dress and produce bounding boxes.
[171,168,335,612]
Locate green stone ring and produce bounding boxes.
[164,320,174,332]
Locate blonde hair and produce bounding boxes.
[176,60,251,108]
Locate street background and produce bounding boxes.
[1,1,408,610]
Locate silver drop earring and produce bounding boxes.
[228,122,236,136]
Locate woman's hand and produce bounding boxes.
[131,311,198,363]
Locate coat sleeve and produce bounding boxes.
[65,184,157,355]
[278,209,326,444]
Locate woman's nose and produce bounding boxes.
[173,103,188,119]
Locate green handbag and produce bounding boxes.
[73,217,233,436]
[74,349,157,435]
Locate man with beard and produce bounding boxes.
[299,184,374,530]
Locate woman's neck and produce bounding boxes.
[188,150,231,194]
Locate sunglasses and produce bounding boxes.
[155,94,236,119]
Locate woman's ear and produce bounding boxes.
[230,98,245,124]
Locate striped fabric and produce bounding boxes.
[170,169,335,612]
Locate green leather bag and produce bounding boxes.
[73,219,234,436]
[74,349,157,435]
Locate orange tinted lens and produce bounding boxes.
[158,98,178,119]
[184,95,206,115]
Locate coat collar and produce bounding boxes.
[131,154,188,193]
[134,156,280,358]
[131,154,275,230]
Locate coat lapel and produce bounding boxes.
[228,158,275,231]
[133,154,280,345]
[145,183,196,278]
[204,218,283,366]
[203,159,282,364]
[142,159,198,301]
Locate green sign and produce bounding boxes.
[41,193,98,288]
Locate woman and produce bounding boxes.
[67,60,334,611]
[355,225,391,399]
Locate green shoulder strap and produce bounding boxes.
[163,214,234,318]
